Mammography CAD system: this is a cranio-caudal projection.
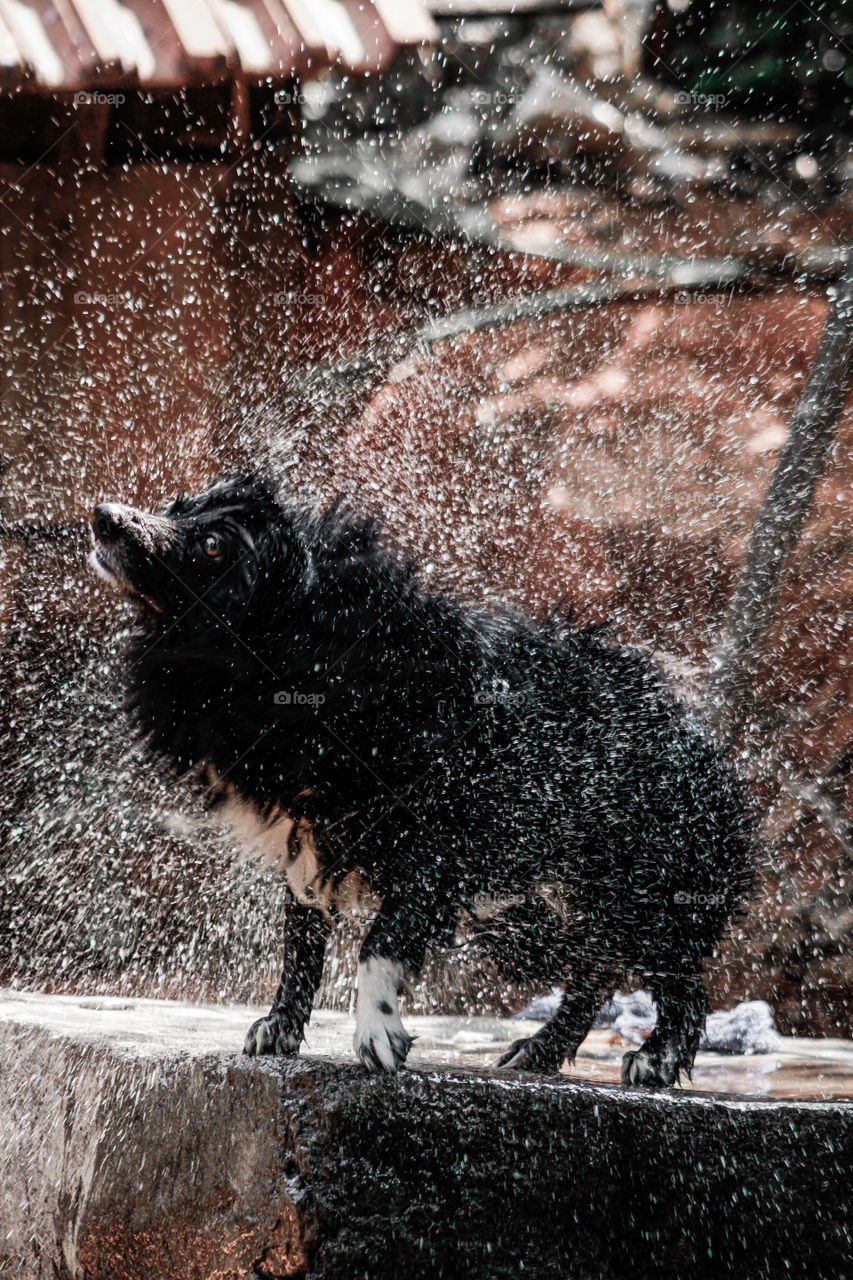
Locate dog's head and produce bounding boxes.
[90,475,298,627]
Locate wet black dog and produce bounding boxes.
[91,475,755,1084]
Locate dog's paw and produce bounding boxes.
[243,1012,301,1057]
[496,1036,560,1074]
[620,1047,679,1088]
[355,1023,414,1073]
[354,955,413,1074]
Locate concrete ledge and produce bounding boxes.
[2,993,852,1279]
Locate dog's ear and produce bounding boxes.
[253,511,312,596]
[235,472,278,504]
[255,473,279,502]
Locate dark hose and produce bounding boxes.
[706,250,853,742]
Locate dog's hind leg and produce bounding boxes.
[497,961,619,1075]
[620,966,706,1088]
[244,891,329,1057]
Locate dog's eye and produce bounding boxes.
[202,534,224,559]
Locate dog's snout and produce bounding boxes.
[92,501,176,561]
[93,503,124,542]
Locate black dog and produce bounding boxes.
[90,475,755,1084]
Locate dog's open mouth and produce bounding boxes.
[89,539,129,588]
[88,541,163,613]
[89,539,121,582]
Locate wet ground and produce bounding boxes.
[4,990,852,1100]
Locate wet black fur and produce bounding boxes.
[102,475,756,1084]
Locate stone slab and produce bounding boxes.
[1,992,852,1279]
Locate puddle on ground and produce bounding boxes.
[402,1023,853,1100]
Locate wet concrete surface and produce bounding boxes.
[2,991,852,1280]
[3,990,852,1099]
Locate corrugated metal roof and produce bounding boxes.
[425,0,593,12]
[0,0,437,91]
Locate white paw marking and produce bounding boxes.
[354,956,412,1073]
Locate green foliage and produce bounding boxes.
[654,0,853,123]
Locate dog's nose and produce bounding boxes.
[93,503,123,542]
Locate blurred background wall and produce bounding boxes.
[1,0,852,1034]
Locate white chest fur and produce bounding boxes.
[209,773,379,919]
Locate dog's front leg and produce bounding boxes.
[244,891,329,1057]
[354,887,454,1074]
